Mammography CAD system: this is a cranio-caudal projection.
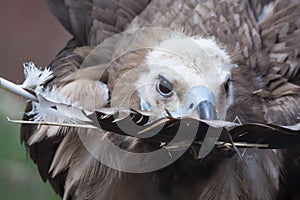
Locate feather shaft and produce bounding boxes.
[0,77,38,102]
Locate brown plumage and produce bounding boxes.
[21,0,300,199]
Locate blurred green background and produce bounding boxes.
[0,92,60,200]
[0,0,70,199]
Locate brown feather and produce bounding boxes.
[20,0,300,199]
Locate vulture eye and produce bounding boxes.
[224,76,231,93]
[156,75,174,98]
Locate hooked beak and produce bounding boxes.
[197,100,217,120]
[171,86,218,120]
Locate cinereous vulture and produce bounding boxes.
[20,0,300,199]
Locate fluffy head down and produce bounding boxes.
[132,33,235,119]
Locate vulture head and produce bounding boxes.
[109,31,235,121]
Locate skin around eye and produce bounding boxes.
[157,75,174,98]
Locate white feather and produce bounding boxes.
[27,86,91,124]
[21,62,53,89]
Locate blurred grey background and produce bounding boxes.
[0,1,71,199]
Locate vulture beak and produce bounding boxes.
[197,100,217,120]
[170,86,218,120]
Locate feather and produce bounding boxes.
[0,77,38,102]
[22,62,54,89]
[26,87,91,124]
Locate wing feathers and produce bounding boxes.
[48,0,151,45]
[257,0,300,125]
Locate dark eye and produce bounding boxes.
[224,76,231,93]
[156,75,174,98]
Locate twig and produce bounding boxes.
[7,117,97,129]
